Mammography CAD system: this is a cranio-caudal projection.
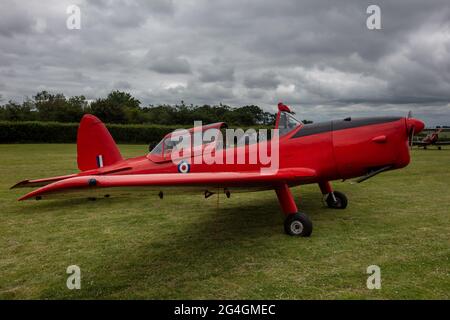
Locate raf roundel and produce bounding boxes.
[177,160,190,174]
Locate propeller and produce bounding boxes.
[407,110,415,148]
[407,110,413,119]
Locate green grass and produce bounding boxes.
[0,144,449,299]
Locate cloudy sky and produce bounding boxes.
[1,0,449,125]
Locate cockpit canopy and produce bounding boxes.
[148,122,227,162]
[277,111,303,136]
[147,103,302,162]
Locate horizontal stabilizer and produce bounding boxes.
[10,174,78,189]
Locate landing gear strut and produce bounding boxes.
[326,191,348,209]
[319,181,348,209]
[275,183,312,237]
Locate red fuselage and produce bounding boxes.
[73,116,424,185]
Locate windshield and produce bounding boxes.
[149,128,222,156]
[150,135,184,155]
[278,112,303,136]
[150,140,164,154]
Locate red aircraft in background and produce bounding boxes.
[413,128,449,150]
[12,103,425,237]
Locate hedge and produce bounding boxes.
[0,121,180,145]
[0,121,273,144]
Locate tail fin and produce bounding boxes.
[77,114,123,171]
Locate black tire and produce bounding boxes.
[326,191,348,209]
[284,213,313,237]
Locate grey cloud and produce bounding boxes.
[141,0,175,15]
[198,63,235,83]
[0,0,450,126]
[143,81,235,106]
[0,1,34,37]
[88,0,175,29]
[243,71,280,89]
[112,80,131,90]
[91,0,174,15]
[149,56,192,74]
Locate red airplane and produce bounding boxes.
[12,103,425,237]
[413,128,449,150]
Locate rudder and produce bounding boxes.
[77,114,123,171]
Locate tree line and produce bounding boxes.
[0,91,278,126]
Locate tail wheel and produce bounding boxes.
[284,213,313,237]
[326,191,348,209]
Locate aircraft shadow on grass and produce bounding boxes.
[25,193,333,298]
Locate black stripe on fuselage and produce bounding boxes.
[291,117,402,139]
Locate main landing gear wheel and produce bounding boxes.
[326,191,348,209]
[284,213,313,237]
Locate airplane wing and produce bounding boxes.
[17,168,317,201]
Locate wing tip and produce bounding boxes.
[10,180,30,189]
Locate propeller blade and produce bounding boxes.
[409,126,415,149]
[407,111,415,148]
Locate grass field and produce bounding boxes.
[0,144,449,299]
